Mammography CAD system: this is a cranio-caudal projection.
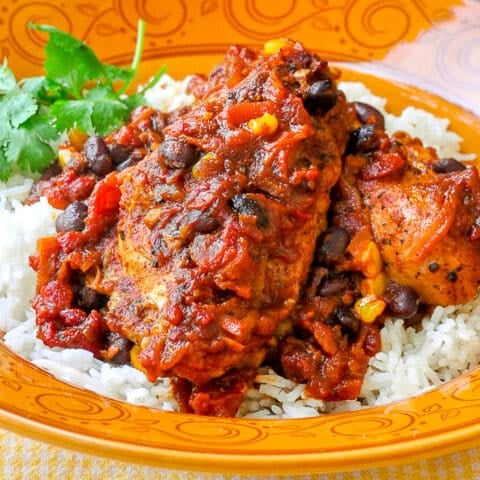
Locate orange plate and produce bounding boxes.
[1,0,480,475]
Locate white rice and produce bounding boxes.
[1,78,479,419]
[143,73,196,113]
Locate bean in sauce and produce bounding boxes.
[160,137,199,169]
[333,306,361,336]
[84,136,113,176]
[317,226,350,264]
[194,215,220,234]
[303,79,337,114]
[55,201,88,232]
[347,124,378,153]
[384,281,420,319]
[109,144,131,166]
[318,275,348,297]
[231,195,268,228]
[353,102,385,130]
[432,157,466,174]
[76,285,107,311]
[107,332,134,365]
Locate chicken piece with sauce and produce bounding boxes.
[277,102,480,403]
[334,103,480,308]
[104,40,350,415]
[30,39,349,416]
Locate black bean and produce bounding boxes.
[231,195,268,228]
[432,157,466,174]
[115,157,136,171]
[333,306,361,336]
[384,281,419,319]
[319,275,348,297]
[76,285,107,311]
[304,79,337,114]
[160,137,199,169]
[84,136,113,176]
[317,226,350,264]
[115,150,145,171]
[194,215,220,234]
[403,305,427,328]
[353,102,385,130]
[55,201,88,232]
[108,144,131,165]
[347,124,378,153]
[107,333,133,365]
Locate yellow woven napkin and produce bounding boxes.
[1,428,479,479]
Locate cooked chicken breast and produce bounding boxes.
[104,41,348,389]
[334,122,480,306]
[31,40,349,415]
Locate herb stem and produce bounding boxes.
[118,19,146,95]
[139,64,168,95]
[131,19,146,74]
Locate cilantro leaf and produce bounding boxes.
[20,76,48,97]
[6,127,55,174]
[123,92,146,110]
[103,64,135,86]
[49,100,94,133]
[3,115,56,175]
[0,61,18,95]
[50,85,130,135]
[30,24,106,98]
[0,19,167,181]
[0,147,12,181]
[87,85,130,134]
[1,91,38,128]
[29,24,137,99]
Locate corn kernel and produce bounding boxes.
[360,271,387,297]
[247,112,279,136]
[130,345,146,373]
[275,317,293,337]
[354,295,386,323]
[67,128,89,151]
[360,240,383,278]
[263,38,289,55]
[58,148,72,169]
[192,152,216,180]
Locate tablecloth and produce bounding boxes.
[1,427,478,479]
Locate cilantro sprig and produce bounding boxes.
[0,20,165,181]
